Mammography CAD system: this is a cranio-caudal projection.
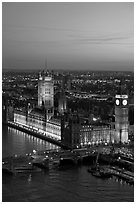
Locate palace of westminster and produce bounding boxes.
[3,69,131,148]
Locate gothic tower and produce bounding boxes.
[115,82,129,143]
[58,75,67,115]
[38,70,54,120]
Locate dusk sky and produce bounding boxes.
[2,2,134,71]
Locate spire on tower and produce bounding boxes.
[45,58,47,70]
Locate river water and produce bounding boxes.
[2,125,134,202]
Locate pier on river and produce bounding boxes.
[3,145,134,174]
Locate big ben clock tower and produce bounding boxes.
[115,94,129,143]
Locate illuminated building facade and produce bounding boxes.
[61,114,115,148]
[14,110,26,126]
[38,70,54,120]
[115,94,129,143]
[6,70,130,148]
[14,109,61,141]
[46,118,61,140]
[13,106,115,148]
[13,70,63,143]
[79,124,115,147]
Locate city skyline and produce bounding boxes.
[2,2,134,71]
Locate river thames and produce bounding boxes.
[2,125,134,202]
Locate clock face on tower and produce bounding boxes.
[122,99,127,106]
[116,99,120,105]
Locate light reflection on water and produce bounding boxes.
[2,125,134,202]
[2,164,134,202]
[2,126,59,158]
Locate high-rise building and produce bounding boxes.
[62,74,71,91]
[115,94,129,143]
[38,70,54,120]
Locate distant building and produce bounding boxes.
[2,95,8,123]
[2,95,14,123]
[67,78,71,91]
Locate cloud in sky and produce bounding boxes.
[2,2,134,71]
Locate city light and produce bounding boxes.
[2,3,134,202]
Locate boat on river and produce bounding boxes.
[89,167,112,178]
[14,164,42,173]
[32,158,49,170]
[88,152,112,179]
[2,156,42,174]
[91,171,102,178]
